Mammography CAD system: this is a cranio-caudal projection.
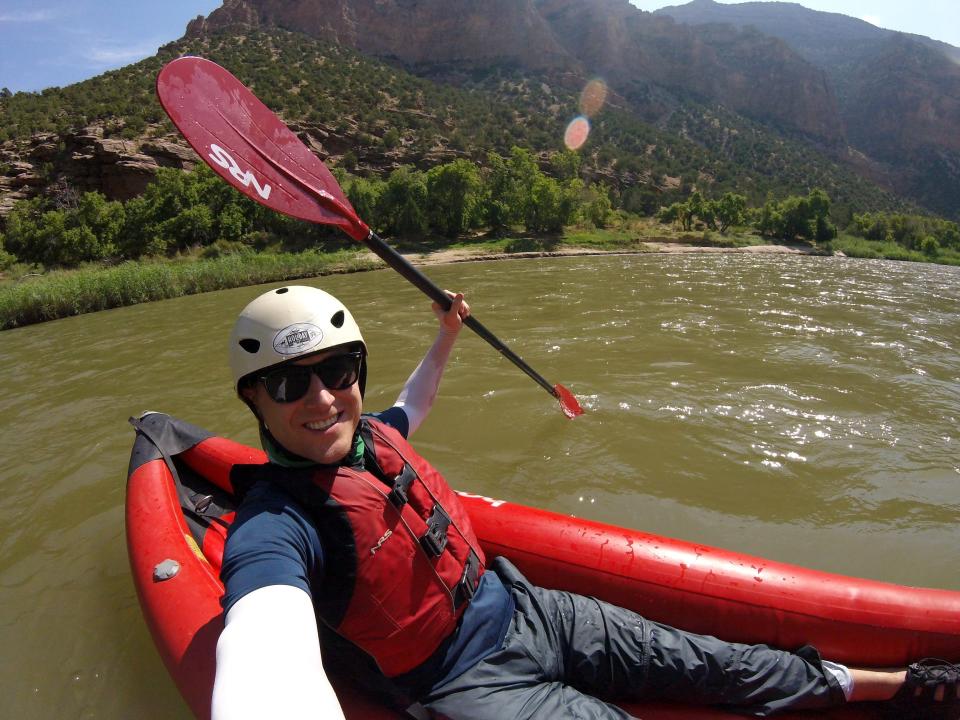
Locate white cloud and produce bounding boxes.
[860,14,883,28]
[86,39,163,67]
[0,9,57,22]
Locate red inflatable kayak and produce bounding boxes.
[126,413,960,719]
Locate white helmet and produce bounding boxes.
[229,285,366,390]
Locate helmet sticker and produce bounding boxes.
[273,323,324,355]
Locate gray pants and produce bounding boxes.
[419,557,845,719]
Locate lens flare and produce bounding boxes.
[564,116,591,151]
[579,78,608,117]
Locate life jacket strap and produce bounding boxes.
[455,550,481,609]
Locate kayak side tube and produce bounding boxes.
[126,413,405,720]
[126,415,225,720]
[458,493,960,668]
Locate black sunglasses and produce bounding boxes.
[259,352,363,403]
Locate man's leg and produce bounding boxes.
[493,558,843,716]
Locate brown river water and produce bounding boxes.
[1,253,957,718]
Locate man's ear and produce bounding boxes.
[239,385,263,422]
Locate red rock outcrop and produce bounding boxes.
[0,126,199,215]
[187,0,841,141]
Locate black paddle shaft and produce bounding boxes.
[363,231,559,398]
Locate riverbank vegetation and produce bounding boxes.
[2,151,958,330]
[0,250,378,330]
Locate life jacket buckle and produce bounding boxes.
[420,504,450,557]
[193,494,214,514]
[455,550,481,609]
[388,464,416,507]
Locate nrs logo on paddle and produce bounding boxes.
[207,144,272,200]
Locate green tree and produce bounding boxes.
[525,176,581,233]
[479,147,537,234]
[217,202,251,242]
[753,189,835,242]
[378,166,428,237]
[75,192,125,253]
[347,176,386,233]
[686,192,710,229]
[161,204,215,249]
[426,159,482,238]
[479,152,515,234]
[382,128,401,149]
[756,196,784,238]
[3,191,123,266]
[0,232,15,269]
[550,150,581,181]
[807,189,835,242]
[621,186,660,217]
[585,184,613,228]
[657,202,687,229]
[711,193,747,233]
[507,146,541,222]
[939,222,959,250]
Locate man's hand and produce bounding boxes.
[432,290,471,334]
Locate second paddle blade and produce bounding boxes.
[554,384,584,418]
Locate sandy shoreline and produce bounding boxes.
[401,241,824,267]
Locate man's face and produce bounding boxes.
[244,348,363,465]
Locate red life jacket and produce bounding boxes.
[245,418,486,677]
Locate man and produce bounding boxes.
[212,285,958,720]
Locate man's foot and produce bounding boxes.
[889,659,960,719]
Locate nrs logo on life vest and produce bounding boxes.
[208,143,272,200]
[273,323,323,355]
[370,530,393,556]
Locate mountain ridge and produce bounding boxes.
[0,0,954,221]
[189,0,844,143]
[654,0,960,68]
[651,0,960,219]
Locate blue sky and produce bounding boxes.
[1,0,957,93]
[631,0,960,46]
[0,1,221,93]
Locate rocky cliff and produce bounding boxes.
[187,0,842,142]
[843,35,960,157]
[537,0,841,141]
[188,0,570,69]
[654,0,960,219]
[0,126,196,216]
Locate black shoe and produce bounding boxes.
[888,658,960,719]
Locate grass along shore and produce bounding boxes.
[2,221,956,331]
[0,249,379,331]
[0,222,768,331]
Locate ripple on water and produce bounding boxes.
[2,253,959,719]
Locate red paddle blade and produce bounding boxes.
[553,384,584,418]
[156,56,368,240]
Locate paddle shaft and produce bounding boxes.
[240,143,559,398]
[224,132,563,401]
[361,230,560,398]
[155,56,574,409]
[217,128,563,404]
